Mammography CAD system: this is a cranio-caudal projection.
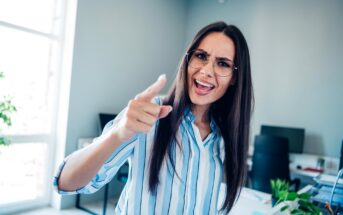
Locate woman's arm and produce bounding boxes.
[57,130,123,191]
[55,74,172,193]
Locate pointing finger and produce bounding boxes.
[159,105,173,118]
[135,74,167,101]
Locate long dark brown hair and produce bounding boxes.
[149,21,253,213]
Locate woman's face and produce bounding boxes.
[187,32,236,110]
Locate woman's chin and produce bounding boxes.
[189,94,213,108]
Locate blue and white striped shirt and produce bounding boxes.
[54,97,225,214]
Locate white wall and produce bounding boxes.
[61,0,187,208]
[186,0,343,157]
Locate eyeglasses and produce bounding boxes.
[186,49,237,77]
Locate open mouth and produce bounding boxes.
[194,79,215,94]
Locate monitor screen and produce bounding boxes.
[260,125,305,153]
[99,113,117,134]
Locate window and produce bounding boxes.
[0,0,76,213]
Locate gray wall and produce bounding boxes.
[186,0,343,157]
[62,0,187,208]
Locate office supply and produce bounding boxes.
[261,125,305,153]
[303,167,324,173]
[309,172,343,213]
[314,174,343,187]
[330,169,343,207]
[289,153,340,176]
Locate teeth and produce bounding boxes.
[195,80,214,88]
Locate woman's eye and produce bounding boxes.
[195,53,207,61]
[218,61,230,68]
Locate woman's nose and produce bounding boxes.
[199,61,215,77]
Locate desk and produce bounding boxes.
[219,183,313,215]
[247,153,339,183]
[227,186,272,215]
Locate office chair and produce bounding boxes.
[250,135,300,193]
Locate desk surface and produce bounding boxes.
[219,183,312,215]
[218,183,273,214]
[229,187,272,215]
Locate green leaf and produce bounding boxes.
[298,205,310,212]
[308,203,321,213]
[280,205,289,212]
[270,179,322,215]
[270,178,290,198]
[278,190,289,199]
[286,192,298,201]
[297,199,321,214]
[0,136,11,146]
[275,198,283,206]
[298,192,311,200]
[290,209,302,214]
[0,73,16,147]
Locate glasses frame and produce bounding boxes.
[185,50,238,77]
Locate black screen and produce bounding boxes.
[261,125,305,153]
[99,113,117,134]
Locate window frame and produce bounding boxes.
[0,0,78,213]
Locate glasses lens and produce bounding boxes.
[215,61,235,77]
[186,50,235,77]
[187,50,206,69]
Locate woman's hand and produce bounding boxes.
[113,74,172,142]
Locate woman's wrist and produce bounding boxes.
[104,129,126,149]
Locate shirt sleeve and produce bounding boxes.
[53,107,138,195]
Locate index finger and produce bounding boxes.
[135,74,167,101]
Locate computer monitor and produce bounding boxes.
[98,113,117,134]
[260,125,305,153]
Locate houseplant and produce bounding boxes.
[270,178,323,215]
[271,178,290,206]
[0,71,17,146]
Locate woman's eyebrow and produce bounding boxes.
[217,56,234,63]
[196,48,233,62]
[195,48,209,55]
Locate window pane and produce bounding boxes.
[0,143,48,205]
[0,26,55,135]
[0,0,57,34]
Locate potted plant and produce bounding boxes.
[0,71,17,146]
[270,179,323,215]
[270,178,290,206]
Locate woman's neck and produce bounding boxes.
[191,104,210,125]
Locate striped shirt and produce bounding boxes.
[53,97,225,214]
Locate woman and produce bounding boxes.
[54,21,253,214]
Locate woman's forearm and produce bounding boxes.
[57,131,122,191]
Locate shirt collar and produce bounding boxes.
[184,107,196,123]
[183,107,217,133]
